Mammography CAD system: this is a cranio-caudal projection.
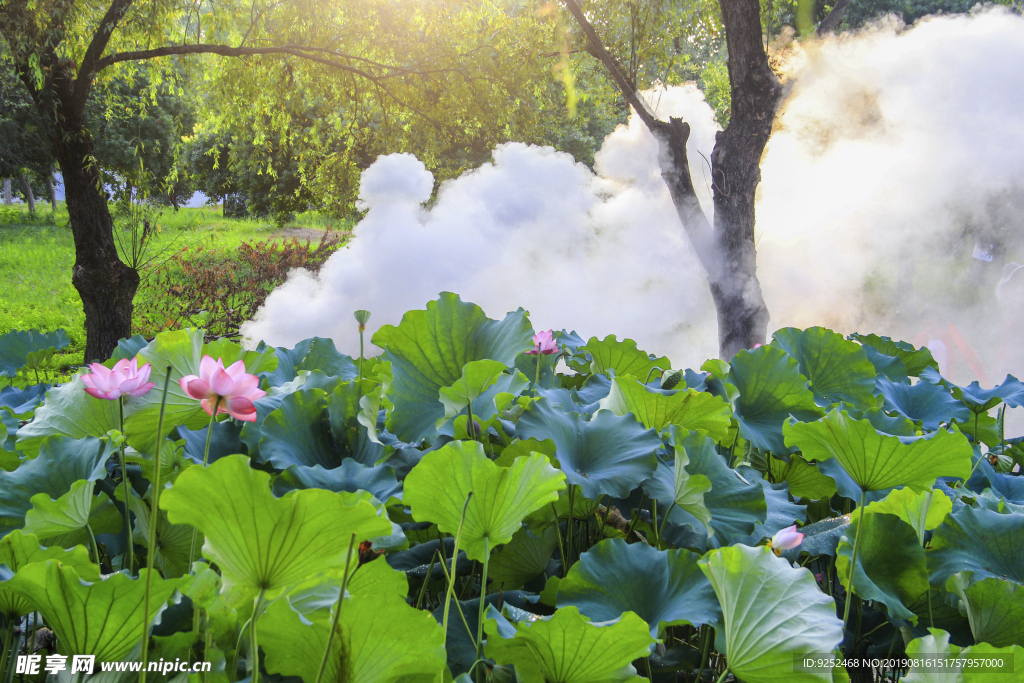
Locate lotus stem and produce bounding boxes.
[140,366,173,683]
[442,492,473,656]
[657,501,677,547]
[188,397,222,571]
[86,524,101,568]
[119,397,135,574]
[552,503,567,575]
[474,538,490,683]
[841,489,868,640]
[314,534,357,683]
[414,551,440,610]
[715,666,730,683]
[0,616,13,682]
[644,366,665,384]
[535,355,542,391]
[250,590,265,683]
[697,625,712,680]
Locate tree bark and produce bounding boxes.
[2,179,10,204]
[565,0,780,359]
[47,166,57,213]
[18,172,35,213]
[817,0,852,35]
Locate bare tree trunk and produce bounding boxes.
[817,0,852,35]
[3,178,12,204]
[564,0,780,359]
[47,166,57,213]
[18,172,36,214]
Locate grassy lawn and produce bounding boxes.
[0,201,345,380]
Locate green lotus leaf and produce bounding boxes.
[22,479,121,548]
[849,333,938,377]
[903,629,961,683]
[771,327,878,407]
[0,436,115,537]
[876,377,970,430]
[203,338,279,377]
[356,381,385,445]
[858,487,952,542]
[699,544,844,683]
[947,573,1024,647]
[371,293,534,442]
[259,592,445,683]
[438,359,527,426]
[485,605,654,683]
[161,454,392,603]
[656,429,767,545]
[836,511,929,623]
[641,429,714,537]
[583,335,670,380]
[494,437,557,467]
[273,461,402,503]
[599,375,732,440]
[927,506,1024,587]
[7,561,177,659]
[960,642,1024,683]
[768,455,837,500]
[516,398,661,499]
[13,374,120,459]
[283,556,409,616]
[404,440,565,562]
[784,411,973,493]
[0,329,70,377]
[487,526,560,589]
[557,538,720,637]
[127,490,199,579]
[728,345,821,454]
[265,337,357,387]
[0,531,98,619]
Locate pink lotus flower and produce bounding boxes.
[771,524,804,551]
[526,330,559,355]
[179,356,266,422]
[82,358,155,400]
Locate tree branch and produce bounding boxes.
[817,0,851,35]
[73,0,136,111]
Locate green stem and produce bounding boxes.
[0,617,13,683]
[442,493,474,654]
[140,366,173,683]
[249,591,265,683]
[534,354,542,391]
[841,489,868,639]
[188,398,222,571]
[697,625,712,680]
[552,503,567,575]
[119,397,135,574]
[314,534,357,683]
[86,524,101,568]
[657,501,677,547]
[643,366,664,384]
[624,492,646,540]
[473,539,490,683]
[652,499,659,546]
[715,665,730,683]
[203,609,213,683]
[414,552,440,610]
[566,486,575,567]
[358,329,364,384]
[466,402,476,442]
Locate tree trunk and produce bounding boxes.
[54,100,139,363]
[564,0,780,359]
[2,179,10,204]
[47,166,57,213]
[18,172,36,214]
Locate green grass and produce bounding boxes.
[0,201,344,379]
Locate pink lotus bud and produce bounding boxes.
[771,524,804,551]
[82,357,155,400]
[178,355,266,422]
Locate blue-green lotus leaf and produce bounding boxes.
[435,592,538,676]
[0,436,114,538]
[745,477,806,545]
[583,335,671,379]
[877,377,971,430]
[950,375,1024,413]
[947,572,1024,648]
[173,420,244,465]
[386,538,472,581]
[927,506,1024,587]
[13,374,120,459]
[784,411,973,493]
[0,385,47,418]
[264,337,358,387]
[438,365,531,437]
[109,334,149,362]
[487,526,560,589]
[371,293,534,442]
[272,460,401,502]
[860,345,910,382]
[728,345,821,454]
[0,329,70,377]
[837,511,930,623]
[771,327,878,407]
[516,398,661,499]
[556,538,720,637]
[778,514,850,561]
[966,454,1024,505]
[238,374,343,462]
[849,333,938,377]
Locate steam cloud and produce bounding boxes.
[243,8,1024,390]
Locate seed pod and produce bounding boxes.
[660,369,683,390]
